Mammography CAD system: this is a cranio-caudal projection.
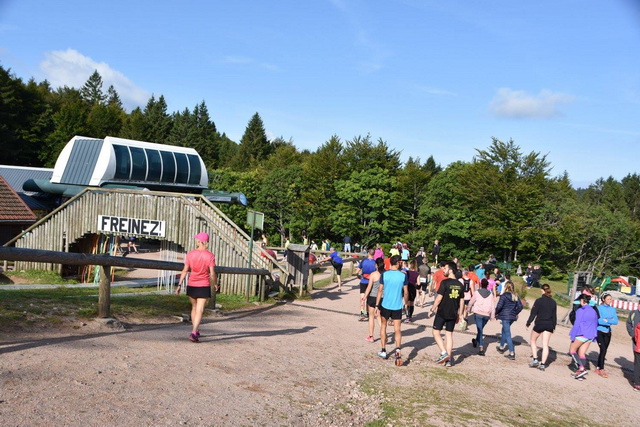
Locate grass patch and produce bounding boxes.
[0,287,272,330]
[359,365,607,426]
[2,270,79,285]
[311,266,355,290]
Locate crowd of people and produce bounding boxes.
[348,242,640,391]
[178,233,640,392]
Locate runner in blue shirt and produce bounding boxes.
[356,249,377,321]
[320,247,343,291]
[375,255,408,361]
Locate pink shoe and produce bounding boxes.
[365,336,374,342]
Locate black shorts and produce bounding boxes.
[186,286,211,299]
[420,283,429,292]
[379,306,402,320]
[407,285,417,302]
[367,296,380,308]
[533,325,555,334]
[360,282,369,294]
[433,314,456,332]
[333,263,343,275]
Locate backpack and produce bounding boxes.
[569,304,578,325]
[632,312,640,353]
[514,296,523,316]
[462,278,471,293]
[569,302,599,325]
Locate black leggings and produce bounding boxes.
[596,330,611,370]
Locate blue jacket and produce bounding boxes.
[597,304,618,333]
[495,293,522,321]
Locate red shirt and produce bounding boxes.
[185,249,215,287]
[468,271,480,287]
[432,269,445,292]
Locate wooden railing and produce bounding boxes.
[0,247,271,318]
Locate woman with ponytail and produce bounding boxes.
[526,284,557,371]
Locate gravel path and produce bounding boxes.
[1,272,639,426]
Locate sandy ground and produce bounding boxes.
[1,265,640,426]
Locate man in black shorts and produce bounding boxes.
[430,261,464,367]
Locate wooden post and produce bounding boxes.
[98,265,111,318]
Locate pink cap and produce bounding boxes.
[194,232,209,243]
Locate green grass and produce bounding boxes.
[1,269,79,285]
[359,367,606,426]
[311,265,355,290]
[0,286,270,330]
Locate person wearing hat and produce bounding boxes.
[176,232,218,343]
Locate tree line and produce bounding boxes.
[1,66,638,277]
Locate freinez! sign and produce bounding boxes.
[98,215,166,237]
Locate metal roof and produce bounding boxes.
[0,165,53,195]
[60,138,104,185]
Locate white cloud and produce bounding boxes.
[489,88,574,119]
[39,48,149,111]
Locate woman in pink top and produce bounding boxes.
[176,232,218,343]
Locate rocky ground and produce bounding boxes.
[1,260,639,426]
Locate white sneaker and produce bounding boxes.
[377,350,388,359]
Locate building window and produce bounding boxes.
[160,151,176,183]
[130,147,147,181]
[146,149,162,181]
[113,145,131,179]
[187,154,201,185]
[175,153,189,184]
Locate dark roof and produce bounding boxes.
[19,193,52,211]
[0,176,37,223]
[0,165,54,195]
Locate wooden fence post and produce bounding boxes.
[98,265,111,318]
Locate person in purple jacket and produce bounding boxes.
[568,294,598,380]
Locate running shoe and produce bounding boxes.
[195,330,201,338]
[505,353,516,361]
[365,336,374,342]
[478,347,485,356]
[574,368,588,379]
[403,317,413,324]
[538,363,546,371]
[188,333,199,343]
[444,360,453,367]
[633,384,640,392]
[529,359,540,368]
[595,369,609,378]
[435,353,449,364]
[496,345,507,354]
[471,338,477,348]
[377,350,388,359]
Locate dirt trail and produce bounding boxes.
[1,270,639,426]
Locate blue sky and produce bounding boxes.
[1,0,639,188]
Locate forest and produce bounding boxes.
[1,66,639,278]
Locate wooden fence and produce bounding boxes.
[0,247,271,317]
[5,187,287,296]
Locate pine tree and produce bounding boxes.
[106,85,123,109]
[143,95,172,143]
[232,112,271,170]
[80,70,107,105]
